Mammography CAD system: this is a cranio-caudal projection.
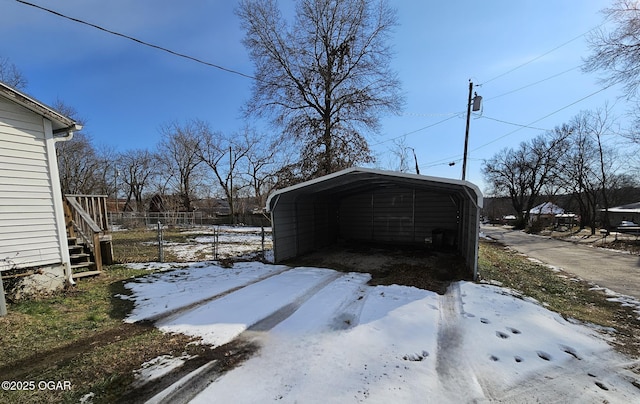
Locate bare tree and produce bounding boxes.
[0,57,27,90]
[583,0,640,98]
[387,136,411,172]
[482,130,569,229]
[158,120,205,212]
[196,128,256,222]
[243,131,283,210]
[237,0,403,179]
[557,109,620,232]
[56,133,103,194]
[52,100,107,195]
[117,149,159,212]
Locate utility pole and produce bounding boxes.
[462,80,473,181]
[462,80,481,181]
[411,148,420,175]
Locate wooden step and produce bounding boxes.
[72,270,102,279]
[70,262,95,270]
[70,253,90,260]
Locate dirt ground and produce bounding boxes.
[285,241,470,294]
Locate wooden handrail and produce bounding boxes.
[65,194,109,231]
[64,195,110,272]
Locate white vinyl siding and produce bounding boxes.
[0,97,62,269]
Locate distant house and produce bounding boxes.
[606,201,640,227]
[528,202,565,227]
[0,81,81,298]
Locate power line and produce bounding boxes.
[16,0,256,81]
[471,83,617,152]
[479,24,601,86]
[485,66,580,101]
[479,116,549,131]
[418,83,617,169]
[372,112,464,146]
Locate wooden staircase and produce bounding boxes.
[63,195,113,279]
[67,236,100,278]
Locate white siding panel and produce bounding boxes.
[0,96,62,270]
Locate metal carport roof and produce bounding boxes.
[267,167,483,279]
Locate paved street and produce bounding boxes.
[481,225,640,300]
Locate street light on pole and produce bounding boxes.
[462,80,482,181]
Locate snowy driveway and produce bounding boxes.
[120,261,640,403]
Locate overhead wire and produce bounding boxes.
[412,21,613,170]
[478,116,549,131]
[15,0,257,81]
[469,83,617,153]
[416,82,618,172]
[478,23,604,86]
[378,23,605,148]
[484,66,580,101]
[19,0,618,165]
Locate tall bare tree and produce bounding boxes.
[196,127,257,222]
[158,120,205,212]
[242,131,283,210]
[579,1,640,171]
[0,56,27,90]
[557,109,620,232]
[387,136,411,173]
[482,130,569,229]
[117,149,159,212]
[52,100,108,195]
[237,0,403,179]
[584,0,640,98]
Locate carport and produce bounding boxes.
[266,167,483,279]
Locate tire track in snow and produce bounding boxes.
[247,270,345,332]
[436,282,487,402]
[143,270,346,404]
[136,266,293,325]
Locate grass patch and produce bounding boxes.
[111,229,197,263]
[0,266,206,404]
[478,239,640,358]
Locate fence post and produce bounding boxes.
[157,221,164,263]
[213,226,219,261]
[261,225,265,258]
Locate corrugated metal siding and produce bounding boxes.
[0,97,62,268]
[294,195,316,254]
[339,187,459,245]
[339,192,373,240]
[271,199,297,262]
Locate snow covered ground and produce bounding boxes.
[119,226,640,403]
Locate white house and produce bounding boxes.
[0,81,81,298]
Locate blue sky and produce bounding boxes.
[0,0,624,190]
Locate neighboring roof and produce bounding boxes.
[266,167,483,211]
[607,202,640,214]
[0,81,82,134]
[529,202,564,215]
